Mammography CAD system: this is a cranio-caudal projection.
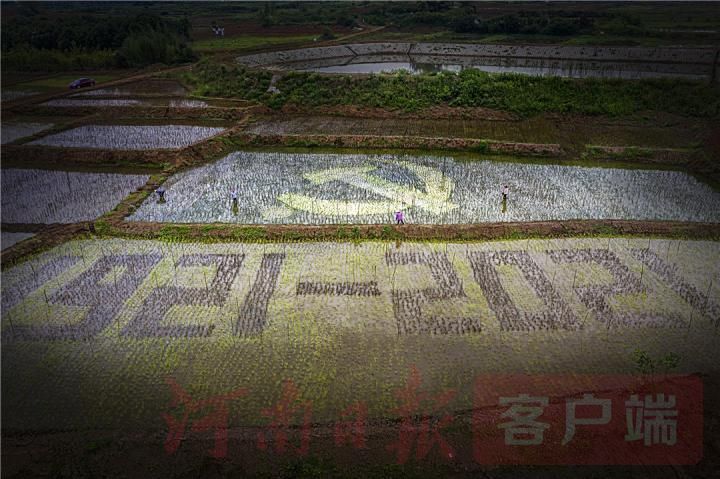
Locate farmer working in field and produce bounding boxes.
[501,185,509,213]
[156,187,166,203]
[395,210,405,225]
[231,190,238,214]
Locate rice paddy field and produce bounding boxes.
[1,232,35,250]
[2,237,718,430]
[1,122,54,144]
[28,125,226,150]
[129,152,720,224]
[2,33,719,477]
[1,168,149,223]
[41,98,145,107]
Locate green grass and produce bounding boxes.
[186,59,720,118]
[192,35,317,53]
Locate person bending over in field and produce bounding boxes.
[395,210,405,225]
[231,190,238,214]
[156,187,166,203]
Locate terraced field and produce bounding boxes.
[130,152,720,224]
[2,34,719,478]
[28,125,226,150]
[1,168,149,224]
[2,237,718,434]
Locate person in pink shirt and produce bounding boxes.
[395,210,405,225]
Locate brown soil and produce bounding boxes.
[10,104,249,121]
[0,223,91,268]
[253,103,518,121]
[2,393,719,479]
[234,132,561,157]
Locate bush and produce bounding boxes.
[319,27,336,41]
[116,28,195,67]
[2,46,116,71]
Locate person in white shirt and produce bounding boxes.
[502,185,509,201]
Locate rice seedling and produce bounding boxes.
[29,125,225,150]
[41,99,144,107]
[2,237,717,341]
[129,151,720,224]
[1,168,149,223]
[168,99,209,108]
[1,122,54,144]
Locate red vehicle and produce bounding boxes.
[68,78,96,89]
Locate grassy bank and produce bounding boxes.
[184,59,720,117]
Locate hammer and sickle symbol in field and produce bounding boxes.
[275,161,457,217]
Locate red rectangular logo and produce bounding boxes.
[473,375,703,465]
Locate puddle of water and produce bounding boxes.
[292,54,711,80]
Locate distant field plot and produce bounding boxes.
[168,99,209,108]
[1,168,148,224]
[129,152,720,224]
[1,237,718,432]
[1,90,38,101]
[70,79,187,97]
[193,34,316,52]
[29,125,225,150]
[246,115,702,149]
[1,232,35,250]
[41,99,144,107]
[1,122,53,144]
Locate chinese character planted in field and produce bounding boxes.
[625,394,678,446]
[334,401,368,450]
[162,377,248,459]
[387,366,457,464]
[498,394,550,445]
[257,380,312,456]
[562,394,611,445]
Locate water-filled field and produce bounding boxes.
[28,125,225,150]
[1,168,148,224]
[1,232,35,250]
[295,55,711,80]
[129,152,720,224]
[41,99,145,107]
[1,122,54,144]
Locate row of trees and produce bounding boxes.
[2,10,195,71]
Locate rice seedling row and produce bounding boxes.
[28,125,226,150]
[41,99,144,107]
[3,237,717,341]
[129,152,720,224]
[2,237,718,432]
[1,168,149,224]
